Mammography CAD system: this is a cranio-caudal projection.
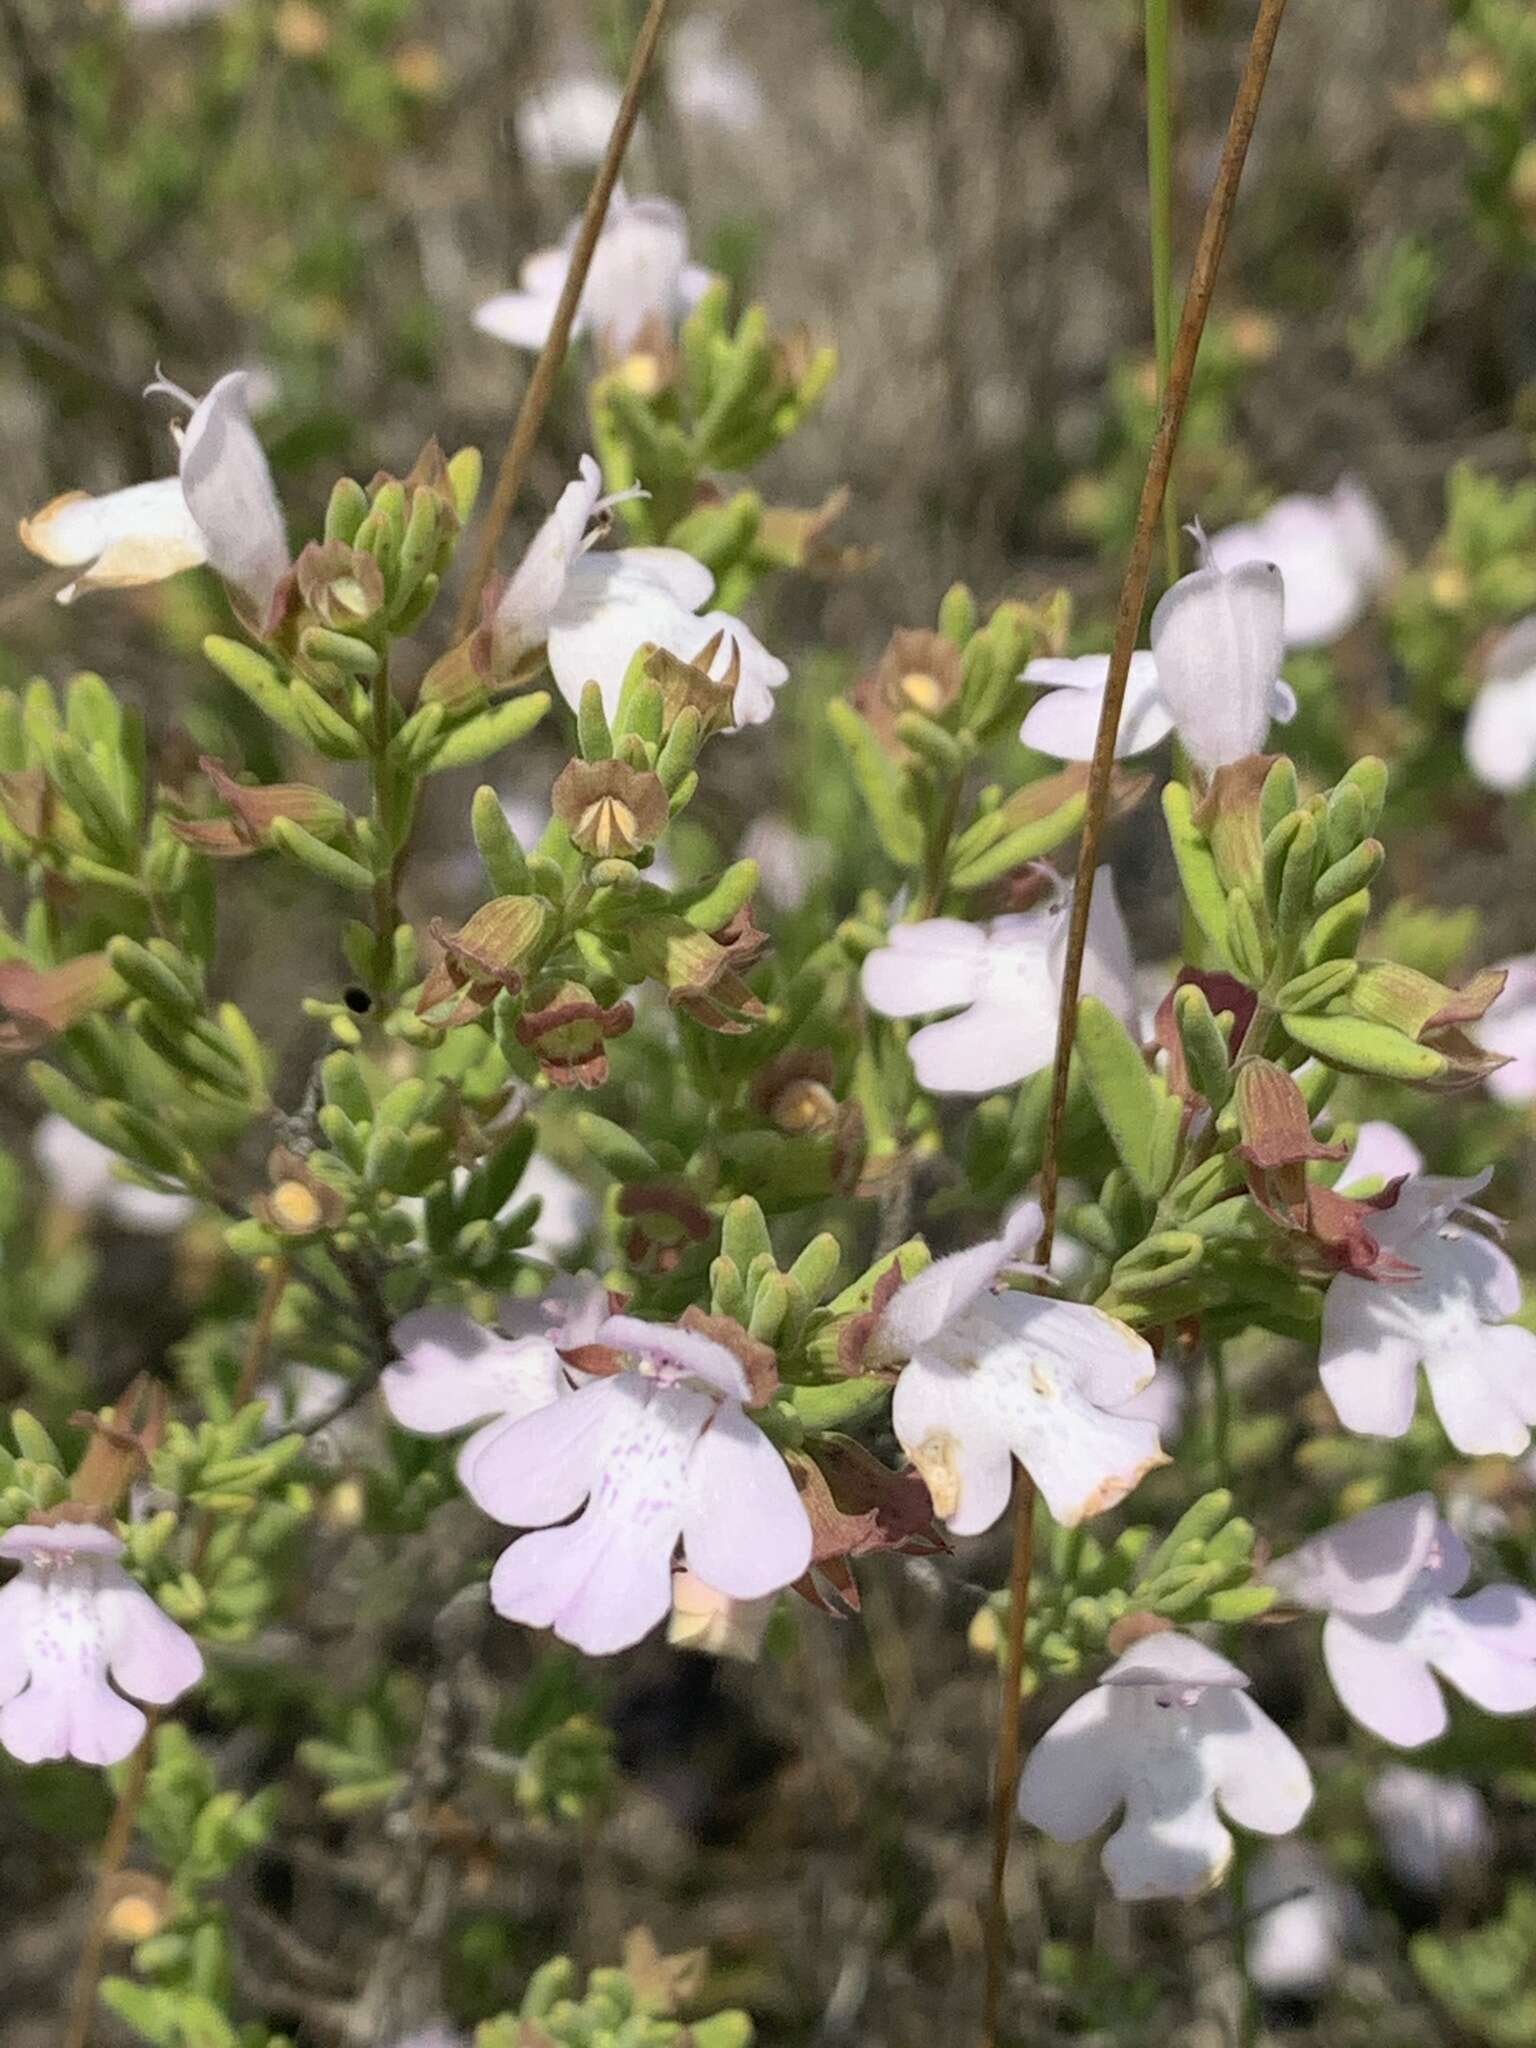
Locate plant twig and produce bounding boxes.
[1034,0,1290,1269]
[452,0,674,635]
[980,6,1290,2042]
[979,1470,1036,2046]
[59,1733,156,2048]
[1145,0,1179,582]
[61,1254,291,2048]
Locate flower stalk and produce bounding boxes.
[981,3,1292,2039]
[453,0,675,636]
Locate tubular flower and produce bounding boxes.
[475,1314,812,1656]
[1265,1493,1536,1747]
[1318,1171,1536,1454]
[869,1205,1166,1533]
[860,865,1137,1096]
[20,370,288,618]
[0,1520,203,1766]
[1017,1631,1313,1901]
[1020,648,1296,764]
[490,455,784,724]
[472,191,717,360]
[1146,529,1289,776]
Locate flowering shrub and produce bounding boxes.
[6,3,1536,2045]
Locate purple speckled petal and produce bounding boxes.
[596,1314,751,1402]
[459,1373,622,1526]
[98,1573,204,1706]
[1,1677,146,1766]
[383,1309,565,1438]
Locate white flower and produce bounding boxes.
[667,17,765,129]
[0,1521,204,1766]
[1111,1360,1187,1444]
[492,454,785,724]
[1207,478,1393,648]
[1246,1843,1361,1998]
[515,75,628,170]
[33,1116,195,1235]
[20,371,287,616]
[1020,648,1296,764]
[870,1204,1165,1532]
[1017,1632,1313,1901]
[1465,618,1536,793]
[1477,951,1536,1104]
[1338,1118,1424,1188]
[1368,1765,1493,1894]
[737,815,833,912]
[1318,1172,1536,1454]
[480,1313,811,1655]
[473,190,716,359]
[1147,534,1289,776]
[1266,1492,1536,1747]
[860,866,1137,1096]
[123,0,234,24]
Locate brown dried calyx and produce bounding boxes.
[551,757,669,860]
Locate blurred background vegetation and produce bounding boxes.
[5,1,1536,2044]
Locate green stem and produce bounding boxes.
[1146,0,1179,584]
[918,771,966,919]
[370,655,398,989]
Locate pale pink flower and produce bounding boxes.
[480,1315,811,1656]
[860,866,1137,1096]
[1266,1493,1536,1747]
[1318,1172,1536,1454]
[492,454,785,725]
[0,1523,203,1766]
[1019,649,1295,763]
[869,1204,1165,1533]
[1477,953,1536,1105]
[1208,478,1393,648]
[1464,618,1536,794]
[473,191,716,359]
[20,370,287,615]
[1017,1632,1313,1901]
[382,1273,605,1486]
[1368,1765,1493,1893]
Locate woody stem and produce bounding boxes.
[452,0,673,637]
[980,5,1290,2042]
[59,1258,290,2048]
